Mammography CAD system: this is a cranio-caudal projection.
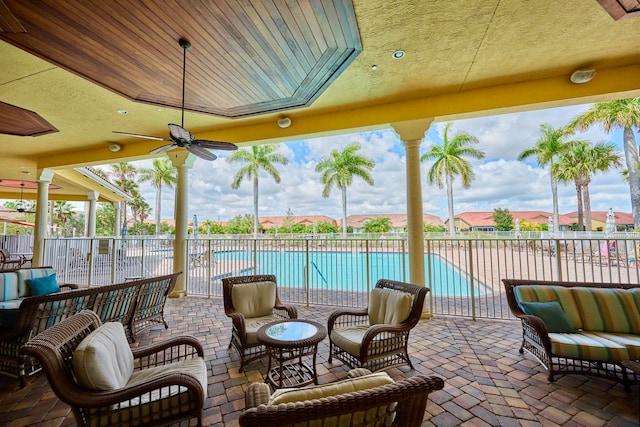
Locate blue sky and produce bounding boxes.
[113,102,630,223]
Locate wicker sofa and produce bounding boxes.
[240,368,444,426]
[503,278,640,388]
[0,271,180,386]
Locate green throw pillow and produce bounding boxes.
[26,274,60,297]
[519,300,576,333]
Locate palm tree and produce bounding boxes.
[139,158,177,235]
[518,124,573,233]
[227,144,289,237]
[109,162,138,227]
[567,98,640,228]
[421,122,485,239]
[555,141,622,231]
[315,142,375,237]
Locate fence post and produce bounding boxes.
[365,239,371,294]
[426,239,433,317]
[468,240,476,321]
[305,238,310,307]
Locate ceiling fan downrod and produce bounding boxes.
[179,38,191,129]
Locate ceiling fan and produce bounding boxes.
[113,38,238,161]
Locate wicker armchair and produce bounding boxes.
[240,368,444,426]
[21,310,206,427]
[222,274,297,372]
[328,278,428,372]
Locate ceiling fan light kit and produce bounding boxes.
[112,38,238,161]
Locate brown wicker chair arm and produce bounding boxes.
[519,315,553,351]
[131,335,205,363]
[59,283,79,290]
[327,308,368,332]
[347,368,372,378]
[227,311,247,339]
[274,303,297,319]
[58,371,204,409]
[239,374,445,427]
[245,382,271,409]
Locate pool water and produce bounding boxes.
[216,250,484,297]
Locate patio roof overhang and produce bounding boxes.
[0,0,638,201]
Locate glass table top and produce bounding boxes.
[265,321,318,342]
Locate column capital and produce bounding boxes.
[87,190,99,201]
[168,151,197,169]
[391,118,434,141]
[35,168,55,182]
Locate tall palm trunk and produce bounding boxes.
[623,127,640,228]
[341,186,348,237]
[583,180,592,232]
[154,186,162,235]
[550,164,560,233]
[446,173,455,239]
[575,182,584,231]
[253,175,259,237]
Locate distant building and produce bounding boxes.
[259,215,337,229]
[343,213,444,233]
[446,210,633,232]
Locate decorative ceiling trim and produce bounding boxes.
[0,0,362,118]
[0,0,25,33]
[597,0,640,20]
[0,101,58,136]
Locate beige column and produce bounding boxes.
[168,151,196,297]
[113,201,121,237]
[391,119,434,317]
[33,169,55,267]
[86,191,98,237]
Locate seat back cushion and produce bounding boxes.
[72,322,134,390]
[232,281,276,318]
[17,267,56,298]
[571,287,640,334]
[368,288,413,325]
[26,274,60,296]
[513,285,582,330]
[519,301,575,333]
[269,371,394,405]
[0,272,19,302]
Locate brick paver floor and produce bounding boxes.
[1,296,638,426]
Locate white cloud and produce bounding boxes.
[86,103,633,224]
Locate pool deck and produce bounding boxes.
[1,296,638,426]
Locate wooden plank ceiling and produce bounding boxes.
[0,0,361,119]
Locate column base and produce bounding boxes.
[169,290,187,299]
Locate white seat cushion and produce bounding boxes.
[72,322,134,390]
[123,357,208,406]
[330,325,369,356]
[245,314,282,344]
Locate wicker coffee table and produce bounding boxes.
[257,319,327,389]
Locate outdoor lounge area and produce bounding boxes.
[1,295,638,426]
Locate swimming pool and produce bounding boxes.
[215,250,485,297]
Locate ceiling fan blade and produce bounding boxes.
[168,123,194,143]
[187,144,217,161]
[112,131,171,142]
[149,143,177,155]
[192,139,238,151]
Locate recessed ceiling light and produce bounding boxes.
[117,109,128,115]
[392,50,405,59]
[371,65,378,70]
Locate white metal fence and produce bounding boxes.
[36,234,640,320]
